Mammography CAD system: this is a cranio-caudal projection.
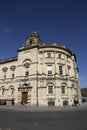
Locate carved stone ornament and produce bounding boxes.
[24,62,30,68]
[25,32,41,46]
[2,67,8,72]
[10,65,16,71]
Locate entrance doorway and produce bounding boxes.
[21,92,28,104]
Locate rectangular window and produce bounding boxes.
[59,65,63,75]
[48,86,53,94]
[62,86,65,94]
[25,71,29,76]
[58,53,62,59]
[47,53,51,58]
[2,88,5,95]
[47,66,52,75]
[67,66,71,76]
[11,88,14,95]
[12,74,15,78]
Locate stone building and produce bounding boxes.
[0,32,82,106]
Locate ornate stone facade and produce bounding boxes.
[0,32,82,106]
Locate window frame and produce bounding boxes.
[58,53,62,59]
[62,86,65,94]
[25,71,29,76]
[2,87,5,96]
[59,65,63,75]
[48,86,53,94]
[12,73,15,78]
[47,65,52,75]
[47,52,51,58]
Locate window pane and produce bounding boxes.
[58,53,62,59]
[48,86,53,94]
[47,66,52,75]
[47,53,51,58]
[62,86,65,94]
[48,70,52,74]
[48,66,52,70]
[59,66,63,75]
[48,101,55,106]
[25,71,29,76]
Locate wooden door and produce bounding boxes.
[21,92,28,104]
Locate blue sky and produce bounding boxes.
[0,0,87,88]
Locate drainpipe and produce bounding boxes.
[36,71,38,106]
[36,46,39,106]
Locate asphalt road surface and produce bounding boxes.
[0,104,87,130]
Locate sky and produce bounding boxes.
[0,0,87,88]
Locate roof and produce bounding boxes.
[0,56,18,64]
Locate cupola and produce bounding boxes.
[25,32,42,46]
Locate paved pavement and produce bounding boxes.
[0,102,87,112]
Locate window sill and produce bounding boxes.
[47,94,55,99]
[47,94,55,96]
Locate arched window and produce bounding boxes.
[62,86,65,94]
[48,86,53,94]
[47,83,54,95]
[9,86,14,96]
[24,62,30,76]
[61,83,67,94]
[72,84,77,96]
[23,59,31,77]
[2,67,8,79]
[1,86,5,96]
[10,65,16,78]
[59,65,63,75]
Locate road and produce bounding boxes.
[0,104,87,130]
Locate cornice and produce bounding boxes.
[0,56,18,64]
